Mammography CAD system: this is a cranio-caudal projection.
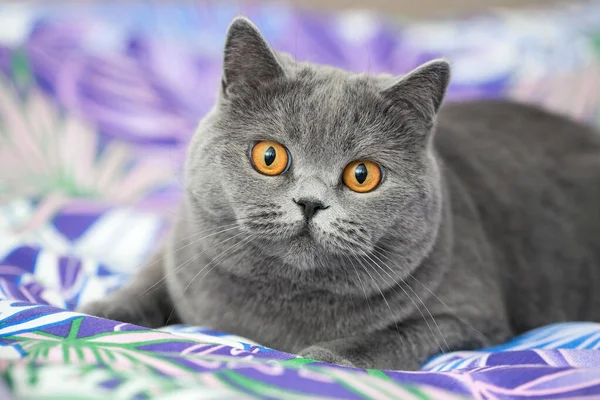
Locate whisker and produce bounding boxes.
[191,235,257,290]
[409,273,488,343]
[369,249,448,353]
[140,230,248,296]
[375,246,487,343]
[345,254,372,321]
[136,222,245,285]
[137,213,273,296]
[362,251,444,354]
[346,255,370,303]
[164,307,177,326]
[164,235,255,325]
[183,234,256,294]
[172,222,239,244]
[355,254,405,346]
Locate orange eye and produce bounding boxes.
[251,141,290,176]
[343,160,382,193]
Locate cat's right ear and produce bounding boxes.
[221,17,284,97]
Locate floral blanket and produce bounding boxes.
[2,2,600,399]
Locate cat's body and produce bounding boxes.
[437,101,600,334]
[80,18,600,370]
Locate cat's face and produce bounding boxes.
[185,18,449,272]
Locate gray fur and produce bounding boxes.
[79,17,600,370]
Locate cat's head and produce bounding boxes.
[185,17,449,273]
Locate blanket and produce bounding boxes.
[2,2,600,399]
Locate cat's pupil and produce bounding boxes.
[355,163,367,184]
[264,146,276,166]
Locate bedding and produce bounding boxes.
[2,2,600,399]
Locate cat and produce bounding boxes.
[79,16,600,370]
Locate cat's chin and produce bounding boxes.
[283,228,319,253]
[269,228,348,270]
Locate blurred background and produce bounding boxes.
[0,0,599,305]
[276,0,562,17]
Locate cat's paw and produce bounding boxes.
[298,346,355,367]
[77,299,124,319]
[77,300,152,327]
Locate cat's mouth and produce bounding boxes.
[292,225,315,245]
[294,223,346,255]
[281,224,328,259]
[289,222,320,244]
[298,225,311,237]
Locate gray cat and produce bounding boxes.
[79,17,600,370]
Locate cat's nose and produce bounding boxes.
[294,198,328,220]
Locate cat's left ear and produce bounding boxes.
[382,59,450,125]
[221,17,284,96]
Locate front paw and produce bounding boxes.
[78,299,124,319]
[299,346,355,367]
[77,300,151,327]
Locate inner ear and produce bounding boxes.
[381,59,451,124]
[222,17,284,96]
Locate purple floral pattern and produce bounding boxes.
[2,1,600,399]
